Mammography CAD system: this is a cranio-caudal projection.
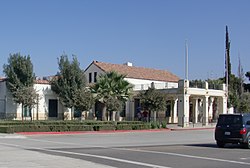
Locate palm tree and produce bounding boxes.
[91,71,133,121]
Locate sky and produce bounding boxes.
[0,0,250,81]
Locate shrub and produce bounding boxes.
[116,124,133,130]
[0,120,152,133]
[150,121,161,129]
[0,126,14,133]
[161,121,167,128]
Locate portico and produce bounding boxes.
[176,80,227,127]
[130,79,228,127]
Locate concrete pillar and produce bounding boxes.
[218,96,227,115]
[198,99,202,122]
[125,101,130,120]
[62,107,71,120]
[192,98,199,123]
[130,100,135,121]
[170,98,178,123]
[202,96,209,126]
[178,94,190,127]
[16,104,22,120]
[173,98,178,123]
[208,97,214,122]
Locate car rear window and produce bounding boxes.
[217,115,242,126]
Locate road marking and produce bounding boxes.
[40,148,172,168]
[0,135,26,139]
[0,142,171,168]
[240,157,250,160]
[112,148,250,166]
[25,138,79,145]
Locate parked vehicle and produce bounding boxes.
[215,113,250,148]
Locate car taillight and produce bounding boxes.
[240,128,247,134]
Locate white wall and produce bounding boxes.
[84,64,105,84]
[85,64,178,91]
[0,81,65,120]
[33,83,64,120]
[125,78,178,91]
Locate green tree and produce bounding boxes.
[238,57,244,97]
[225,25,232,85]
[238,92,250,112]
[138,87,166,122]
[50,54,87,119]
[91,71,133,121]
[3,53,37,120]
[74,87,95,119]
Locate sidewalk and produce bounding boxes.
[167,122,216,131]
[0,145,115,168]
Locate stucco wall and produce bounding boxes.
[84,64,105,84]
[85,64,178,90]
[0,81,65,120]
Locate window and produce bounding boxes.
[23,106,31,117]
[94,72,97,83]
[217,115,242,126]
[89,73,92,83]
[74,109,82,118]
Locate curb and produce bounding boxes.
[170,127,215,131]
[16,128,171,135]
[15,127,215,135]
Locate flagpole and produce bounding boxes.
[185,40,189,80]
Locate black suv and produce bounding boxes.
[215,113,250,148]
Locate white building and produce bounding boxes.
[0,61,228,127]
[84,61,228,127]
[0,78,71,120]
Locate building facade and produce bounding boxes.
[0,79,72,120]
[84,61,228,127]
[0,61,228,127]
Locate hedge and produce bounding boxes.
[0,120,154,133]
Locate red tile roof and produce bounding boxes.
[0,78,50,84]
[35,80,50,84]
[92,61,180,82]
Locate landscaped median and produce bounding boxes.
[0,120,153,133]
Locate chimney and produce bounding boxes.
[124,62,133,67]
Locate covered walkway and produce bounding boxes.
[161,80,227,127]
[126,80,227,127]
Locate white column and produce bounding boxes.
[178,94,190,127]
[171,98,178,123]
[130,100,135,121]
[208,97,214,122]
[202,96,209,126]
[125,101,130,120]
[217,96,227,115]
[198,99,203,122]
[193,98,199,123]
[16,104,22,120]
[173,98,178,123]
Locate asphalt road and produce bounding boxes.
[1,130,250,168]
